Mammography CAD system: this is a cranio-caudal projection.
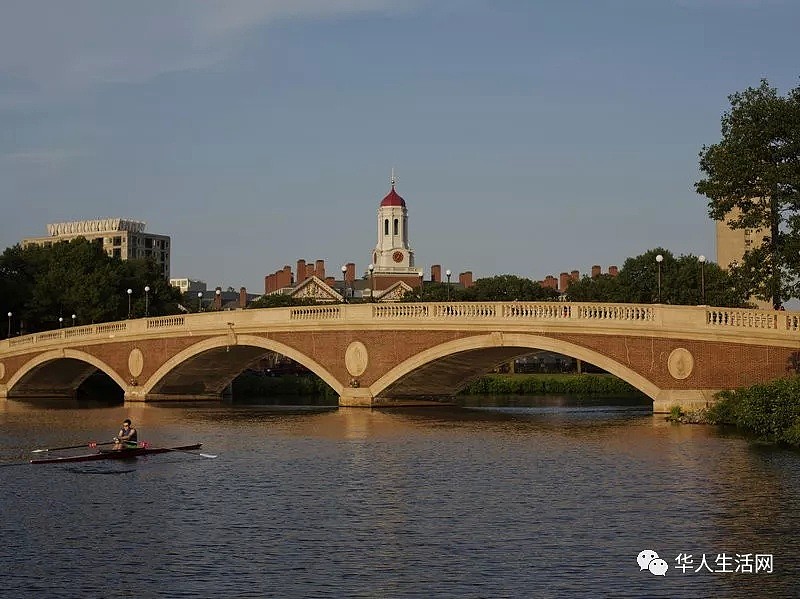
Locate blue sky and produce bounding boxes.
[1,0,798,293]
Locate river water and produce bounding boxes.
[1,396,798,598]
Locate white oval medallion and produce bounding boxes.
[345,341,368,377]
[128,348,144,378]
[667,348,694,380]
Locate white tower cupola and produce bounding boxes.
[373,171,416,271]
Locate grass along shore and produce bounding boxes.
[232,371,646,402]
[459,373,647,398]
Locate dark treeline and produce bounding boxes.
[1,239,752,336]
[0,238,183,334]
[402,248,749,307]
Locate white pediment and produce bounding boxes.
[290,276,343,302]
[375,280,414,302]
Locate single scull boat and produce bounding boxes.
[30,444,203,464]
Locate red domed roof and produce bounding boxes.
[380,185,406,207]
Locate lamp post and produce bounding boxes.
[341,265,348,303]
[58,316,63,329]
[418,272,424,301]
[215,288,221,310]
[655,255,663,303]
[368,264,374,302]
[71,313,76,327]
[6,311,11,338]
[698,255,706,305]
[197,291,203,312]
[127,288,132,318]
[144,285,150,317]
[445,269,452,301]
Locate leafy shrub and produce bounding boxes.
[460,374,644,397]
[708,377,800,446]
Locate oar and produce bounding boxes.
[165,447,218,459]
[31,441,116,453]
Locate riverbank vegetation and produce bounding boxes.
[231,371,336,403]
[704,377,800,447]
[230,371,647,403]
[460,373,646,398]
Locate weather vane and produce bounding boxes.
[390,167,398,188]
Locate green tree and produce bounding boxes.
[463,275,559,301]
[565,248,749,307]
[696,79,800,309]
[248,294,318,309]
[0,238,182,333]
[563,273,621,302]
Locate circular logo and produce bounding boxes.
[345,341,368,377]
[392,251,404,263]
[667,348,694,380]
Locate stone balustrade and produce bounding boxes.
[2,302,799,356]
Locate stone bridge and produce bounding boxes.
[1,302,799,412]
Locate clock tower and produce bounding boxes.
[369,172,422,291]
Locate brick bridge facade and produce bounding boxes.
[1,302,799,413]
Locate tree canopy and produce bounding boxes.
[695,79,800,309]
[565,248,749,307]
[0,238,182,334]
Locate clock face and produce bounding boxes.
[392,251,404,263]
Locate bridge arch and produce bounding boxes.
[140,334,343,399]
[369,332,660,400]
[6,349,129,399]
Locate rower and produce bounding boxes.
[113,419,138,449]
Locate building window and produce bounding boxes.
[384,219,389,235]
[394,219,398,235]
[113,248,121,259]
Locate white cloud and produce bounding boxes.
[0,0,412,94]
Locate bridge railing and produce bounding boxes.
[3,302,800,354]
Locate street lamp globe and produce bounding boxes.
[655,255,664,303]
[126,288,133,319]
[58,316,63,328]
[71,313,76,326]
[144,285,151,317]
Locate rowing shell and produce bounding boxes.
[30,444,203,464]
